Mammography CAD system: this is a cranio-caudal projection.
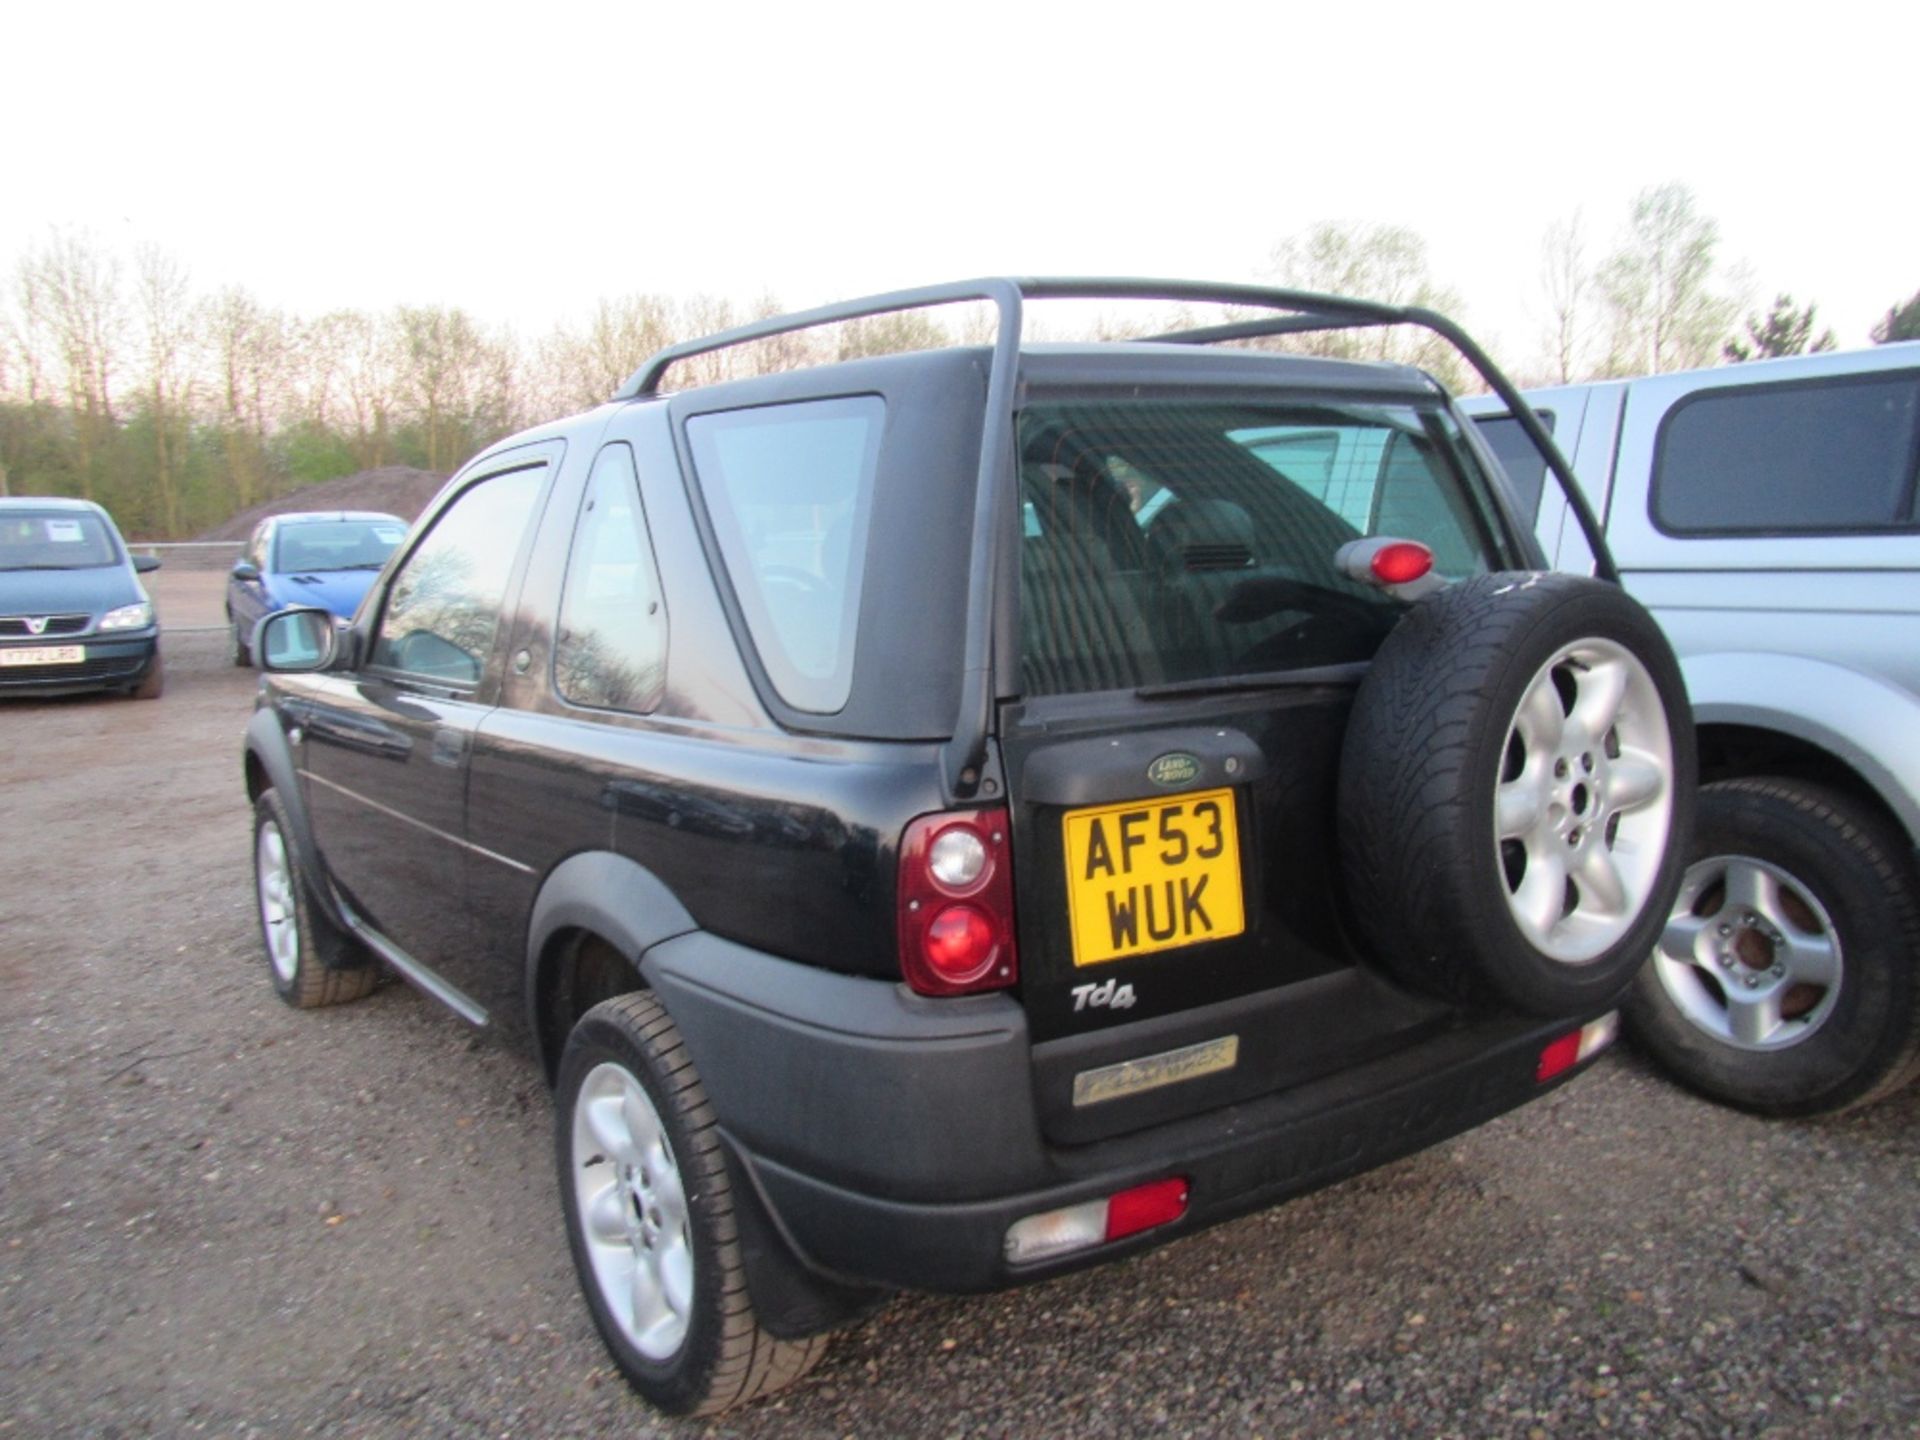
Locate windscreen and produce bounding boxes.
[1017,398,1503,696]
[274,519,408,573]
[0,510,120,570]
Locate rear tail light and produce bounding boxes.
[1536,1011,1620,1083]
[1334,536,1444,600]
[898,808,1018,996]
[1004,1177,1191,1264]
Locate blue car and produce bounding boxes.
[0,497,165,700]
[227,511,408,666]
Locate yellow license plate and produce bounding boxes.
[1062,788,1245,967]
[1,645,84,666]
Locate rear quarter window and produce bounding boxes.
[685,395,884,714]
[1652,371,1920,535]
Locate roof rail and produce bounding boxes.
[616,279,1612,800]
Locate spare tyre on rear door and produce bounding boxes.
[1338,571,1696,1016]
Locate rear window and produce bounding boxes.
[273,518,407,573]
[0,511,120,570]
[1652,371,1920,535]
[686,396,884,714]
[1470,411,1557,524]
[1018,399,1503,696]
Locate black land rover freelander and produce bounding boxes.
[242,280,1695,1415]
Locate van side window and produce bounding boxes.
[555,444,668,713]
[1652,372,1920,535]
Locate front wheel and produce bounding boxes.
[1628,778,1920,1115]
[556,993,827,1416]
[252,790,377,1008]
[229,613,251,667]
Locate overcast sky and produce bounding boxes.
[7,1,1914,368]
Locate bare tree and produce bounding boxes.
[1597,184,1738,375]
[1268,222,1468,389]
[1539,212,1591,384]
[133,246,197,535]
[16,231,125,499]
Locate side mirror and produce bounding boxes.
[256,607,339,673]
[133,553,162,574]
[231,560,261,581]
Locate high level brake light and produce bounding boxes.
[898,808,1018,996]
[1334,536,1443,600]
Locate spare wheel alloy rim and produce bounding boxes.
[571,1062,694,1361]
[257,820,300,983]
[1651,854,1842,1050]
[1493,637,1674,963]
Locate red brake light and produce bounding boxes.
[1369,541,1434,586]
[898,809,1018,996]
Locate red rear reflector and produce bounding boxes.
[1104,1177,1190,1242]
[1369,541,1434,586]
[1536,1014,1618,1082]
[1535,1031,1583,1082]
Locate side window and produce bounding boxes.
[1653,372,1920,535]
[685,395,884,714]
[555,444,667,713]
[371,466,544,684]
[1470,411,1558,524]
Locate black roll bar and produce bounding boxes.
[616,278,1616,801]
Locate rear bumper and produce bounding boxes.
[642,933,1607,1298]
[0,633,158,696]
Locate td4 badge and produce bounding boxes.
[1071,977,1136,1013]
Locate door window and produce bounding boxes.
[371,466,544,684]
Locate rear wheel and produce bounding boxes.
[252,790,377,1008]
[1339,572,1695,1015]
[1628,778,1920,1115]
[556,993,827,1416]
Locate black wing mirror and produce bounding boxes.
[255,608,339,673]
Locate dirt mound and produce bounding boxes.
[196,467,448,542]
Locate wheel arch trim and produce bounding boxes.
[1681,651,1920,849]
[524,849,697,1074]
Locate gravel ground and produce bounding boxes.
[1,636,1915,1438]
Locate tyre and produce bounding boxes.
[1338,572,1696,1016]
[556,993,827,1416]
[130,652,165,700]
[1627,778,1920,1116]
[252,789,377,1008]
[229,612,251,668]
